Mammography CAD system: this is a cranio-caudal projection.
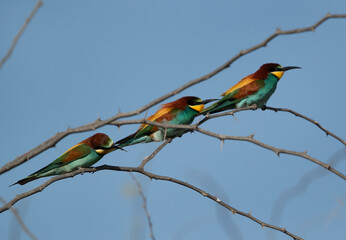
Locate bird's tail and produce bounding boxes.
[200,102,221,115]
[9,175,38,187]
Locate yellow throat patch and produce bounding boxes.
[189,104,204,113]
[271,71,284,79]
[96,148,116,155]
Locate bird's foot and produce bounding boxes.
[250,104,258,110]
[77,167,85,175]
[261,105,267,111]
[185,129,195,135]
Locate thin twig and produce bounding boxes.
[129,174,156,240]
[139,139,172,169]
[0,166,303,240]
[2,13,345,175]
[0,0,43,69]
[263,106,345,145]
[0,197,38,240]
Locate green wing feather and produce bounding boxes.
[30,144,93,176]
[202,89,239,114]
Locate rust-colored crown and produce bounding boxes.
[252,63,280,79]
[161,96,200,110]
[81,133,112,148]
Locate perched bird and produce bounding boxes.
[116,96,217,147]
[11,133,120,186]
[201,63,301,114]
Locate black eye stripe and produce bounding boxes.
[96,146,111,150]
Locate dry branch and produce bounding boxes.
[263,106,345,145]
[110,117,346,180]
[0,166,303,240]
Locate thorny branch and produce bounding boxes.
[0,197,38,240]
[130,174,156,240]
[109,113,346,180]
[200,105,345,146]
[1,13,345,175]
[0,165,303,240]
[0,0,43,69]
[262,106,345,145]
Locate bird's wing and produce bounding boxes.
[220,76,264,103]
[221,73,258,96]
[202,77,264,114]
[30,143,93,176]
[134,107,177,138]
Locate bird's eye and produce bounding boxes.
[193,99,202,105]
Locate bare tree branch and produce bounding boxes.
[0,166,303,240]
[262,106,345,145]
[0,0,43,69]
[130,174,156,240]
[110,118,346,180]
[200,105,345,146]
[2,13,345,175]
[139,139,172,169]
[0,197,38,240]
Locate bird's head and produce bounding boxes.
[162,96,218,114]
[255,63,301,80]
[82,133,119,155]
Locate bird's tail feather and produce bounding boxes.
[9,175,38,187]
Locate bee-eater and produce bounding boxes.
[11,133,120,186]
[116,96,217,147]
[201,63,301,115]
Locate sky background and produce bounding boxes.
[1,0,345,240]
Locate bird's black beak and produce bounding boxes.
[111,143,126,152]
[282,66,301,71]
[201,99,219,104]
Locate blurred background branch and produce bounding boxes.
[0,196,38,240]
[0,0,42,69]
[130,173,156,240]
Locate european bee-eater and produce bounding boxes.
[11,133,120,186]
[201,63,301,114]
[116,96,216,147]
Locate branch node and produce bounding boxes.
[276,28,281,33]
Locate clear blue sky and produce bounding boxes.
[1,0,345,240]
